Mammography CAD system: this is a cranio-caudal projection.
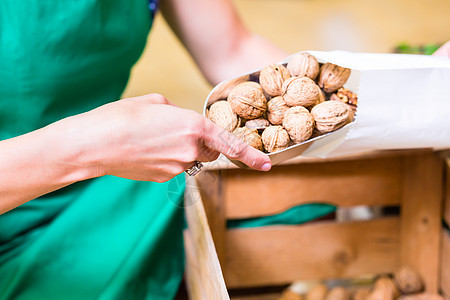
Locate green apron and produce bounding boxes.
[0,1,185,299]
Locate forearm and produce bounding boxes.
[0,116,100,213]
[161,0,288,86]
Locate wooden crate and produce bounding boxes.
[184,150,448,299]
[442,157,450,299]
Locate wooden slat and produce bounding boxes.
[445,158,450,226]
[184,176,230,300]
[442,229,450,298]
[224,156,403,219]
[400,153,443,293]
[231,293,280,300]
[224,218,400,288]
[197,170,227,265]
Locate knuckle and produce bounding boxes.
[185,117,205,141]
[226,141,246,159]
[148,93,168,105]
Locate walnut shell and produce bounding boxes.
[228,81,267,119]
[374,277,400,299]
[366,288,393,300]
[311,100,353,133]
[398,293,444,300]
[207,74,250,103]
[282,77,320,107]
[325,287,350,300]
[245,118,270,130]
[283,106,315,143]
[207,100,239,132]
[366,277,400,300]
[233,127,264,151]
[306,284,328,300]
[260,64,291,97]
[394,266,424,295]
[353,288,371,300]
[287,52,320,80]
[261,125,290,153]
[279,290,304,300]
[317,63,351,93]
[318,88,326,104]
[267,96,289,125]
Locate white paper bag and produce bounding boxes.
[307,51,450,157]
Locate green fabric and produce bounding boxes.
[0,1,186,299]
[227,204,336,229]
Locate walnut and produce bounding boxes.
[306,284,328,300]
[325,287,350,300]
[366,277,400,300]
[283,106,315,143]
[398,294,444,300]
[330,87,358,106]
[279,290,304,300]
[259,64,291,97]
[267,96,289,125]
[394,266,424,295]
[207,100,239,132]
[311,100,353,133]
[245,117,270,130]
[233,127,264,151]
[261,125,290,153]
[353,288,371,300]
[228,81,267,119]
[318,87,326,104]
[317,63,351,93]
[282,77,320,107]
[287,52,320,80]
[207,74,250,103]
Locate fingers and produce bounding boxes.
[432,41,450,58]
[200,119,272,171]
[126,93,178,106]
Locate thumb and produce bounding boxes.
[201,119,272,171]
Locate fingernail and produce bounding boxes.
[261,162,272,172]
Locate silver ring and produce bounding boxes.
[185,161,203,176]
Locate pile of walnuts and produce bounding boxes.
[278,266,442,300]
[207,52,358,153]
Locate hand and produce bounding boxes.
[432,41,450,58]
[68,94,271,182]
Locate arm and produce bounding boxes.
[0,94,271,214]
[160,0,288,85]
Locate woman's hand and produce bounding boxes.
[72,94,271,182]
[0,93,272,213]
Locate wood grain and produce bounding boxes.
[223,156,403,219]
[196,170,227,265]
[400,153,443,293]
[441,229,450,298]
[445,158,450,226]
[184,176,230,300]
[223,218,400,288]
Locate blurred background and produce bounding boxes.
[122,0,450,113]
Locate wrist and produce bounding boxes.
[48,115,106,184]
